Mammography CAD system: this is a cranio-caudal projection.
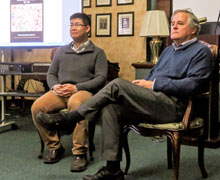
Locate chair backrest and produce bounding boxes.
[205,44,219,139]
[165,36,219,138]
[193,42,219,140]
[50,47,59,61]
[107,61,120,81]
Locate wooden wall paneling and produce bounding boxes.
[157,0,172,19]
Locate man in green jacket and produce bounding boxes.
[31,13,108,172]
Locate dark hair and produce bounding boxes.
[70,13,91,26]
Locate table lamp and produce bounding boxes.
[140,10,170,64]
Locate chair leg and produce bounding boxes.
[170,132,181,180]
[167,137,173,169]
[198,135,208,178]
[38,131,45,159]
[88,121,96,161]
[122,126,131,175]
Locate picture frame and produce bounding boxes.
[83,0,91,8]
[88,14,91,37]
[117,12,134,36]
[96,13,111,37]
[96,0,112,7]
[117,0,133,5]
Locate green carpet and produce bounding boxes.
[1,109,220,180]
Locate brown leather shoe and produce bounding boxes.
[37,111,68,130]
[43,146,65,164]
[70,154,87,172]
[37,111,83,131]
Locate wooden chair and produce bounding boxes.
[122,44,218,180]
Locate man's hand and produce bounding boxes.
[132,79,153,90]
[53,84,78,97]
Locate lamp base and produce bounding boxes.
[150,37,162,64]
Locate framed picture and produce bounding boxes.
[117,0,133,5]
[88,14,91,37]
[117,12,134,36]
[96,0,112,7]
[83,0,91,8]
[96,13,111,37]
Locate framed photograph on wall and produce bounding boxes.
[83,0,91,8]
[96,0,112,7]
[117,0,133,5]
[117,12,134,36]
[96,13,111,37]
[88,14,91,37]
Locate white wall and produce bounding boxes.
[173,0,220,22]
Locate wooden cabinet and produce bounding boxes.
[132,62,154,79]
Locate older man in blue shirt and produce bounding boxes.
[37,9,213,180]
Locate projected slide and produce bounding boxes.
[0,0,82,47]
[10,0,43,42]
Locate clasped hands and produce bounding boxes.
[52,84,78,97]
[52,80,153,97]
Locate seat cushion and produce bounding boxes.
[138,117,204,131]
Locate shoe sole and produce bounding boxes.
[44,158,62,164]
[83,176,124,180]
[70,167,87,172]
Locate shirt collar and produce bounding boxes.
[71,40,90,53]
[172,38,197,51]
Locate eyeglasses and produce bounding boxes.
[69,23,87,27]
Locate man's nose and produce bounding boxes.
[171,26,178,30]
[172,23,178,28]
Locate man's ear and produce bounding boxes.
[86,25,91,33]
[191,27,197,35]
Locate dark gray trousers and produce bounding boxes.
[77,78,184,161]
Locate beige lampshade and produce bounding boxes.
[140,10,170,37]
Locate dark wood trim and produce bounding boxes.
[182,136,220,149]
[131,62,155,69]
[157,0,172,19]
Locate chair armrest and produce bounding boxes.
[182,98,193,130]
[194,92,209,99]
